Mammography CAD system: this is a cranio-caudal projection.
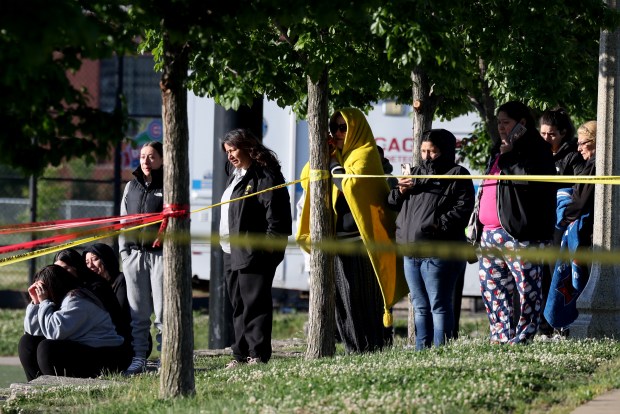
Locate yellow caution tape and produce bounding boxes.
[309,169,330,182]
[334,173,620,185]
[4,172,620,268]
[0,221,162,267]
[190,178,306,215]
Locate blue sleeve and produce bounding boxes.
[24,303,43,336]
[37,296,91,340]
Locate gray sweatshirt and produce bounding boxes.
[24,289,123,348]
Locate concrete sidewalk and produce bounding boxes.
[0,357,20,367]
[570,389,620,414]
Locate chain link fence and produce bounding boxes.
[0,165,116,291]
[1,54,162,294]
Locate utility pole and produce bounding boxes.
[572,0,620,338]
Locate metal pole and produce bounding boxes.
[28,173,37,284]
[113,55,124,254]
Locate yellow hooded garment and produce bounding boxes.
[296,107,408,327]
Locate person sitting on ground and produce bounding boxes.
[83,243,152,358]
[83,243,129,318]
[18,265,128,380]
[54,248,133,365]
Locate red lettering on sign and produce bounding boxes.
[375,137,414,153]
[387,138,400,152]
[403,138,413,152]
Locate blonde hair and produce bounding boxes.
[577,121,597,143]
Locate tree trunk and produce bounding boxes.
[472,57,499,146]
[407,67,439,344]
[410,68,436,168]
[305,68,336,359]
[159,32,195,398]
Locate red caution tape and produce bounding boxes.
[152,204,190,248]
[0,213,164,255]
[0,212,161,235]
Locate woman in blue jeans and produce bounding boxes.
[388,129,474,349]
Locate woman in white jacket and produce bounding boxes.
[18,264,127,380]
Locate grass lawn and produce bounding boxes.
[1,337,620,413]
[1,308,620,413]
[0,366,25,389]
[0,309,25,356]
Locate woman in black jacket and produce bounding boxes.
[543,120,597,331]
[83,243,153,358]
[219,129,291,368]
[539,108,585,178]
[538,108,586,335]
[469,101,556,344]
[388,129,474,349]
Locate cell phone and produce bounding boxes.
[507,123,527,144]
[401,163,412,176]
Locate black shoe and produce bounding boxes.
[537,318,554,336]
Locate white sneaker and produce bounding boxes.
[123,357,147,376]
[247,357,262,365]
[225,359,242,369]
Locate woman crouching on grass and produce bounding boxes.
[18,264,128,380]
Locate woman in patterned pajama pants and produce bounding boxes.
[468,101,556,345]
[479,228,546,343]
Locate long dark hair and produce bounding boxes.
[35,264,81,304]
[497,101,538,131]
[82,243,120,281]
[54,248,102,286]
[54,248,89,275]
[540,107,575,143]
[221,129,281,173]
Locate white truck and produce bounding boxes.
[184,94,481,297]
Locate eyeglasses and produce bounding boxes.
[329,123,347,135]
[577,139,594,147]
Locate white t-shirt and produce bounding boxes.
[219,168,246,253]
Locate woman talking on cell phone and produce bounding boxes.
[466,101,556,344]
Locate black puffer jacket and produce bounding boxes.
[119,167,164,253]
[225,162,292,271]
[387,130,475,244]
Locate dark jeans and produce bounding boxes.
[404,257,465,350]
[18,334,130,381]
[224,253,279,363]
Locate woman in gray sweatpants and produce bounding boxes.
[119,141,164,375]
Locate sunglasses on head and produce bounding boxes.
[329,123,347,135]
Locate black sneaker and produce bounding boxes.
[122,357,147,376]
